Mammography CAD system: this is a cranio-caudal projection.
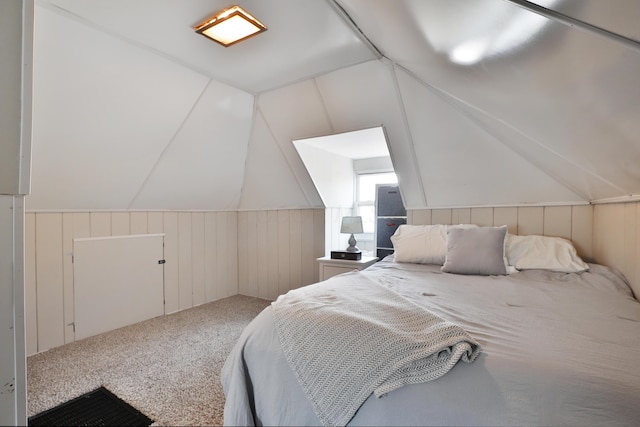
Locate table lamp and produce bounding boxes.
[341,216,363,253]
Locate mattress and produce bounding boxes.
[221,257,640,426]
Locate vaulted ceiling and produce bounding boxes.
[26,0,640,211]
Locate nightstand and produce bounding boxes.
[316,256,379,281]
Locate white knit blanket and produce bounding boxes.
[271,271,482,427]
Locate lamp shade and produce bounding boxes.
[340,216,363,234]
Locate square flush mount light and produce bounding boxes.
[193,5,267,47]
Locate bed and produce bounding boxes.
[221,225,640,426]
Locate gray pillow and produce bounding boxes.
[441,225,507,275]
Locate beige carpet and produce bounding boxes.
[27,295,271,426]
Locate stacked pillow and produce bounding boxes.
[390,224,589,275]
[505,234,589,273]
[389,224,448,265]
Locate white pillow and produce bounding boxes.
[505,234,589,273]
[390,224,447,265]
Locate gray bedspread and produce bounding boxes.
[221,258,640,426]
[271,273,481,426]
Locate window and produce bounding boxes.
[355,172,398,234]
[291,126,395,257]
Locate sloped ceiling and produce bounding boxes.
[26,0,640,211]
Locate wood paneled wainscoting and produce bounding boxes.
[26,203,639,356]
[408,205,594,260]
[24,209,324,356]
[593,201,640,299]
[408,203,640,299]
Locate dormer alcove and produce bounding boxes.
[293,126,399,256]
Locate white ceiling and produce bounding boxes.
[293,127,390,160]
[26,0,640,211]
[39,0,378,94]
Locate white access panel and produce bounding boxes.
[73,234,164,340]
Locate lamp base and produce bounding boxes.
[346,233,360,252]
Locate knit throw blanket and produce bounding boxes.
[271,271,482,427]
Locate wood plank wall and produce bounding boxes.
[409,202,640,298]
[408,205,594,260]
[237,209,325,301]
[25,208,324,356]
[25,203,639,355]
[593,202,640,298]
[325,207,354,255]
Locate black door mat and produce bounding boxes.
[28,386,153,426]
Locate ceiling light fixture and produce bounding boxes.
[193,5,267,47]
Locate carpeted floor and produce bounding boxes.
[27,295,271,426]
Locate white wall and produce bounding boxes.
[0,197,27,426]
[25,208,325,355]
[593,201,640,298]
[353,156,394,174]
[0,0,31,196]
[0,1,32,425]
[408,204,593,260]
[28,4,255,212]
[324,207,355,256]
[293,141,355,208]
[25,210,238,354]
[237,209,325,300]
[409,201,640,299]
[25,1,640,215]
[23,201,640,356]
